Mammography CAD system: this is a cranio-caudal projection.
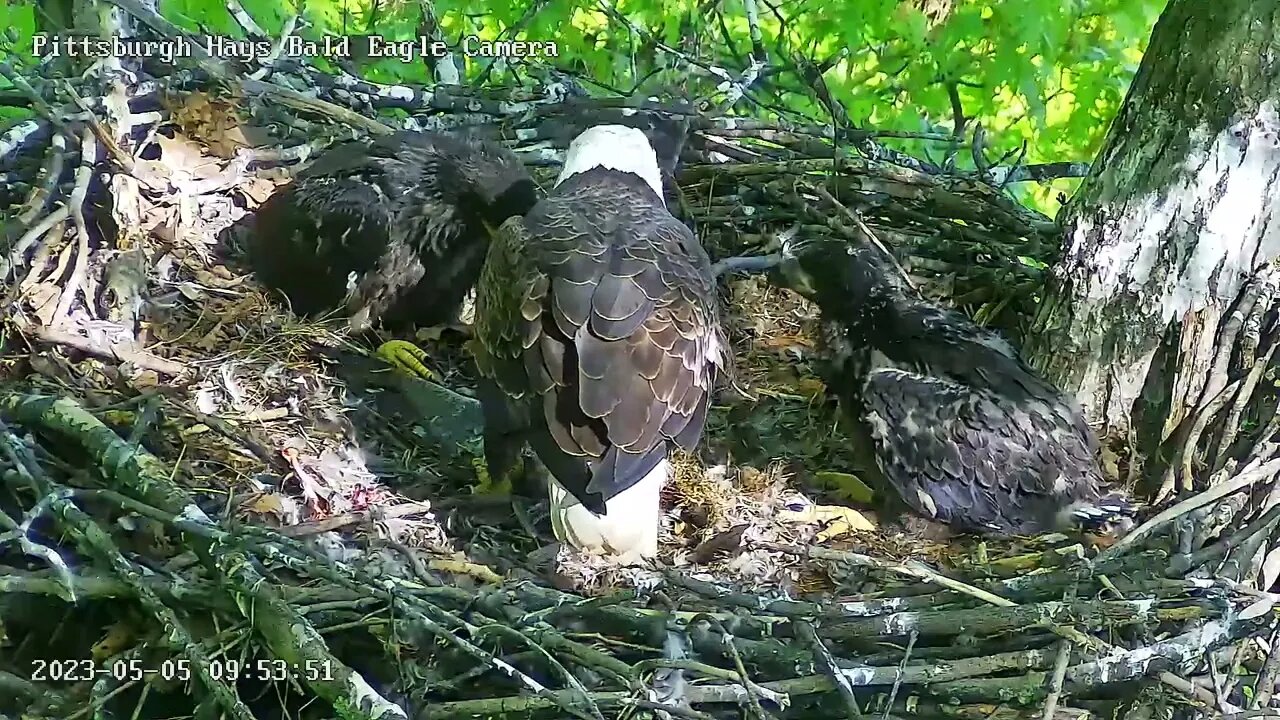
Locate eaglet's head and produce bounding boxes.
[430,132,538,222]
[556,124,664,201]
[773,233,902,311]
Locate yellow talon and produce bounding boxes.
[375,340,435,381]
[469,456,514,496]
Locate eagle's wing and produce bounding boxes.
[859,366,1101,535]
[250,130,534,330]
[248,145,399,317]
[883,303,1099,446]
[473,180,724,512]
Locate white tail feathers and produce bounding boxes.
[548,459,667,564]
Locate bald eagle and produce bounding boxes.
[774,236,1135,538]
[246,129,537,334]
[471,125,726,563]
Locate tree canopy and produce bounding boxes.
[1,0,1164,214]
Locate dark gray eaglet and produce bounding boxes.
[246,130,538,332]
[774,236,1135,539]
[471,125,727,563]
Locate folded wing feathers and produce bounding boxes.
[861,367,1104,534]
[504,183,721,496]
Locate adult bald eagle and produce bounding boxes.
[246,129,537,341]
[471,125,726,563]
[774,236,1135,538]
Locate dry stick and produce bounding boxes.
[224,0,267,37]
[1215,339,1280,471]
[103,0,232,80]
[246,14,300,82]
[703,617,776,719]
[0,394,408,720]
[0,61,62,127]
[17,319,189,377]
[239,78,396,136]
[1100,457,1280,561]
[1,205,69,280]
[1180,503,1280,574]
[50,127,96,328]
[0,425,257,720]
[471,624,604,720]
[760,543,1014,607]
[1163,377,1246,498]
[881,630,916,720]
[1041,641,1072,720]
[767,541,1218,704]
[794,620,861,718]
[15,132,69,227]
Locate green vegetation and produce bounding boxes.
[0,0,1164,215]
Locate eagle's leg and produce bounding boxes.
[472,379,529,496]
[375,339,436,381]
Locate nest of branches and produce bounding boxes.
[1,3,1278,720]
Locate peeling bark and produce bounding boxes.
[1026,0,1280,494]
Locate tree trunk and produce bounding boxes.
[1025,0,1280,500]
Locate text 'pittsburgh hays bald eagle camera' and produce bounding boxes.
[773,235,1137,541]
[471,125,728,564]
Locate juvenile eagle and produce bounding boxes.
[774,236,1135,538]
[471,125,726,563]
[247,129,537,336]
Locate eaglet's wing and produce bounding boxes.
[881,302,1098,446]
[473,177,725,510]
[860,366,1101,535]
[249,151,399,317]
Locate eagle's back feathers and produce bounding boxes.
[474,168,725,513]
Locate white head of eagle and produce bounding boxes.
[555,125,665,205]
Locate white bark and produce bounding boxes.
[1027,0,1280,490]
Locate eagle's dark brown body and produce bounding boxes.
[246,130,537,332]
[470,125,724,560]
[778,239,1134,537]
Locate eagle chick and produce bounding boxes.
[775,237,1135,539]
[247,130,537,333]
[472,125,726,564]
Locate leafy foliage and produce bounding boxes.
[0,0,1165,214]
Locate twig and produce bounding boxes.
[49,127,96,328]
[224,0,267,37]
[240,78,396,136]
[471,624,603,720]
[14,131,69,227]
[882,630,916,720]
[1041,641,1072,720]
[1100,457,1280,561]
[795,620,860,717]
[803,181,918,290]
[763,543,1014,607]
[16,319,190,376]
[1,204,69,281]
[703,616,778,718]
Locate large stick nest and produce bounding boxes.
[0,3,1276,720]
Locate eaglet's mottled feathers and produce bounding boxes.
[778,238,1134,537]
[245,130,537,332]
[472,166,726,514]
